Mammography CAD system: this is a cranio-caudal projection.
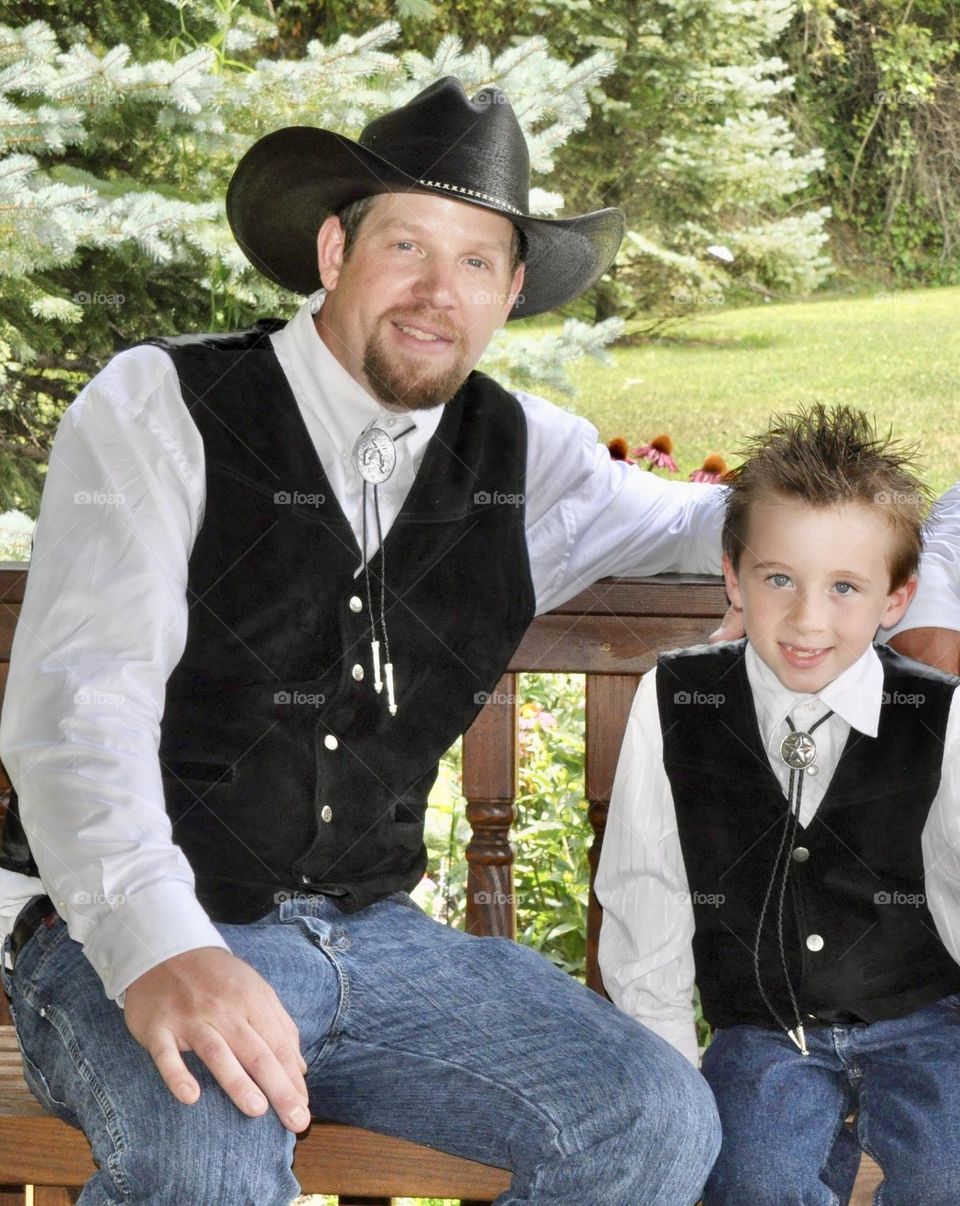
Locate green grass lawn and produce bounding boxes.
[523,285,960,497]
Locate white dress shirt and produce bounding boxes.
[0,296,726,999]
[596,642,960,1067]
[882,481,960,638]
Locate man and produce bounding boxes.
[0,78,726,1202]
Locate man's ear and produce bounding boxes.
[316,215,347,292]
[721,553,744,611]
[881,574,918,630]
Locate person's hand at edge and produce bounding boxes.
[708,603,744,644]
[888,627,960,676]
[124,947,310,1132]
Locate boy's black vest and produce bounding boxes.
[0,323,536,922]
[657,641,960,1029]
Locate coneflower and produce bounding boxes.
[633,434,678,472]
[689,453,728,484]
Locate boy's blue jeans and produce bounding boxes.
[3,892,719,1205]
[701,994,960,1205]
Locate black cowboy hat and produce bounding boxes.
[226,76,624,318]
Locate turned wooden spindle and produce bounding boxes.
[462,673,518,938]
[584,673,643,996]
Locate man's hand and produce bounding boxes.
[708,603,744,644]
[124,947,310,1132]
[888,627,960,675]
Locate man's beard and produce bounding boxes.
[362,309,471,411]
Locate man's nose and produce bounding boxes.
[411,258,456,307]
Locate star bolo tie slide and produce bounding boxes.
[779,729,821,776]
[353,422,415,716]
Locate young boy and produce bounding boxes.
[596,405,960,1205]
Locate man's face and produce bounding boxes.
[722,496,916,693]
[314,192,524,410]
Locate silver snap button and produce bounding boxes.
[321,805,333,823]
[324,734,339,750]
[792,847,810,863]
[806,933,825,952]
[352,664,364,681]
[349,596,363,613]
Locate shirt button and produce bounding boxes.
[321,805,333,823]
[806,933,825,952]
[352,664,364,681]
[792,847,810,863]
[386,417,397,428]
[349,596,363,613]
[324,734,339,751]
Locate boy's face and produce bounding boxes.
[722,496,917,693]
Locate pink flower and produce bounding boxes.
[633,434,678,472]
[689,454,729,484]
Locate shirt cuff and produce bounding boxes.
[649,1016,701,1068]
[81,880,228,1001]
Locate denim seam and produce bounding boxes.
[856,1083,888,1206]
[332,1032,566,1151]
[38,1001,133,1200]
[285,915,350,1070]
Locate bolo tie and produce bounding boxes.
[352,420,415,716]
[751,708,833,1056]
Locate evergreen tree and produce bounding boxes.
[0,2,620,521]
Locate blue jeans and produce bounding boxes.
[3,893,719,1204]
[700,995,960,1205]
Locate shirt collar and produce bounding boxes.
[272,294,444,456]
[745,642,884,742]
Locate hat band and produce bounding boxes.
[418,177,523,216]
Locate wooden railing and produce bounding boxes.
[461,572,729,984]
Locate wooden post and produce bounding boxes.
[584,673,642,995]
[462,674,518,938]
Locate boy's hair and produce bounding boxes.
[722,404,929,588]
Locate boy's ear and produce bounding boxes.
[881,574,918,629]
[721,553,743,610]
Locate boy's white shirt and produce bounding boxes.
[595,641,960,1068]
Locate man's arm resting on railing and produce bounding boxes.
[517,391,724,615]
[593,667,700,1067]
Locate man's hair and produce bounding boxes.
[335,195,525,272]
[722,404,929,588]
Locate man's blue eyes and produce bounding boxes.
[392,242,489,268]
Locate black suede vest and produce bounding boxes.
[0,323,536,922]
[657,641,960,1029]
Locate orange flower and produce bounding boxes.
[607,436,634,463]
